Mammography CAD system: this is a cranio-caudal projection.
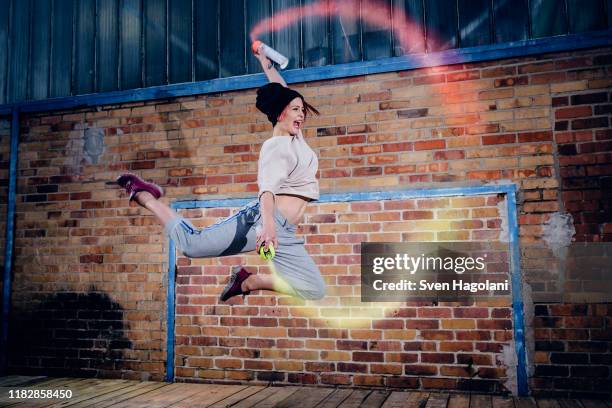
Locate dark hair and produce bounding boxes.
[302,99,320,118]
[256,83,319,126]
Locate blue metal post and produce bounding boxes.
[1,109,20,373]
[507,186,529,396]
[165,239,176,382]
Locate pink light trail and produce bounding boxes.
[250,0,441,56]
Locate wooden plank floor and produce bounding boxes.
[0,376,610,408]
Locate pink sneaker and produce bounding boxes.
[116,173,164,202]
[219,266,252,302]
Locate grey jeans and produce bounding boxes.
[165,200,325,300]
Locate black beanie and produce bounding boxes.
[256,83,304,126]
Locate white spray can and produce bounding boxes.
[251,40,289,70]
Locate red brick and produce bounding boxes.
[372,320,404,330]
[440,366,472,377]
[440,341,474,352]
[347,124,375,133]
[447,70,480,82]
[338,135,366,145]
[386,377,419,388]
[130,161,155,170]
[179,177,206,186]
[244,360,273,370]
[530,72,566,84]
[494,76,528,87]
[287,373,317,384]
[352,145,382,155]
[467,124,500,135]
[321,374,351,385]
[405,320,439,329]
[371,364,402,375]
[555,106,593,119]
[305,362,335,372]
[403,210,433,220]
[404,341,437,351]
[380,101,412,110]
[322,169,351,178]
[518,62,556,74]
[337,340,367,350]
[70,192,91,200]
[572,117,609,130]
[398,108,428,118]
[318,126,347,136]
[288,328,317,338]
[480,66,516,79]
[207,175,232,184]
[456,330,491,341]
[475,342,504,353]
[383,142,413,152]
[457,354,492,366]
[168,168,193,177]
[553,96,569,107]
[414,74,446,85]
[385,165,416,174]
[367,155,398,165]
[231,173,257,185]
[353,352,384,362]
[467,170,502,180]
[224,144,250,153]
[483,133,516,145]
[415,140,446,151]
[477,319,512,330]
[337,362,368,373]
[433,150,465,160]
[358,91,391,102]
[352,166,382,176]
[421,330,454,340]
[564,316,604,328]
[404,364,438,376]
[418,307,452,318]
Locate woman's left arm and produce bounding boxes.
[257,138,293,249]
[255,48,287,87]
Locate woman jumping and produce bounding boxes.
[115,48,325,302]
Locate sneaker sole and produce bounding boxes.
[115,172,164,199]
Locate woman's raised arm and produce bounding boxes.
[255,48,287,87]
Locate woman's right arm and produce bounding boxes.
[255,48,287,87]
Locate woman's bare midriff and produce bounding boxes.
[276,194,310,225]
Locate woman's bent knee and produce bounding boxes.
[167,219,216,258]
[297,283,326,301]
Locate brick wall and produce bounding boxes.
[4,46,611,395]
[527,58,612,399]
[533,304,611,399]
[172,196,512,393]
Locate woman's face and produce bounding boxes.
[277,97,305,135]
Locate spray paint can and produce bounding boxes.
[251,40,289,70]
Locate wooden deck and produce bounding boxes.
[0,376,609,408]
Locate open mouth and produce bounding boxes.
[293,121,302,129]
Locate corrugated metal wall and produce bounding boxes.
[0,0,610,104]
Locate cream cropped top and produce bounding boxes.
[257,131,319,201]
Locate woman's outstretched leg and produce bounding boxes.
[116,173,179,229]
[133,191,179,229]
